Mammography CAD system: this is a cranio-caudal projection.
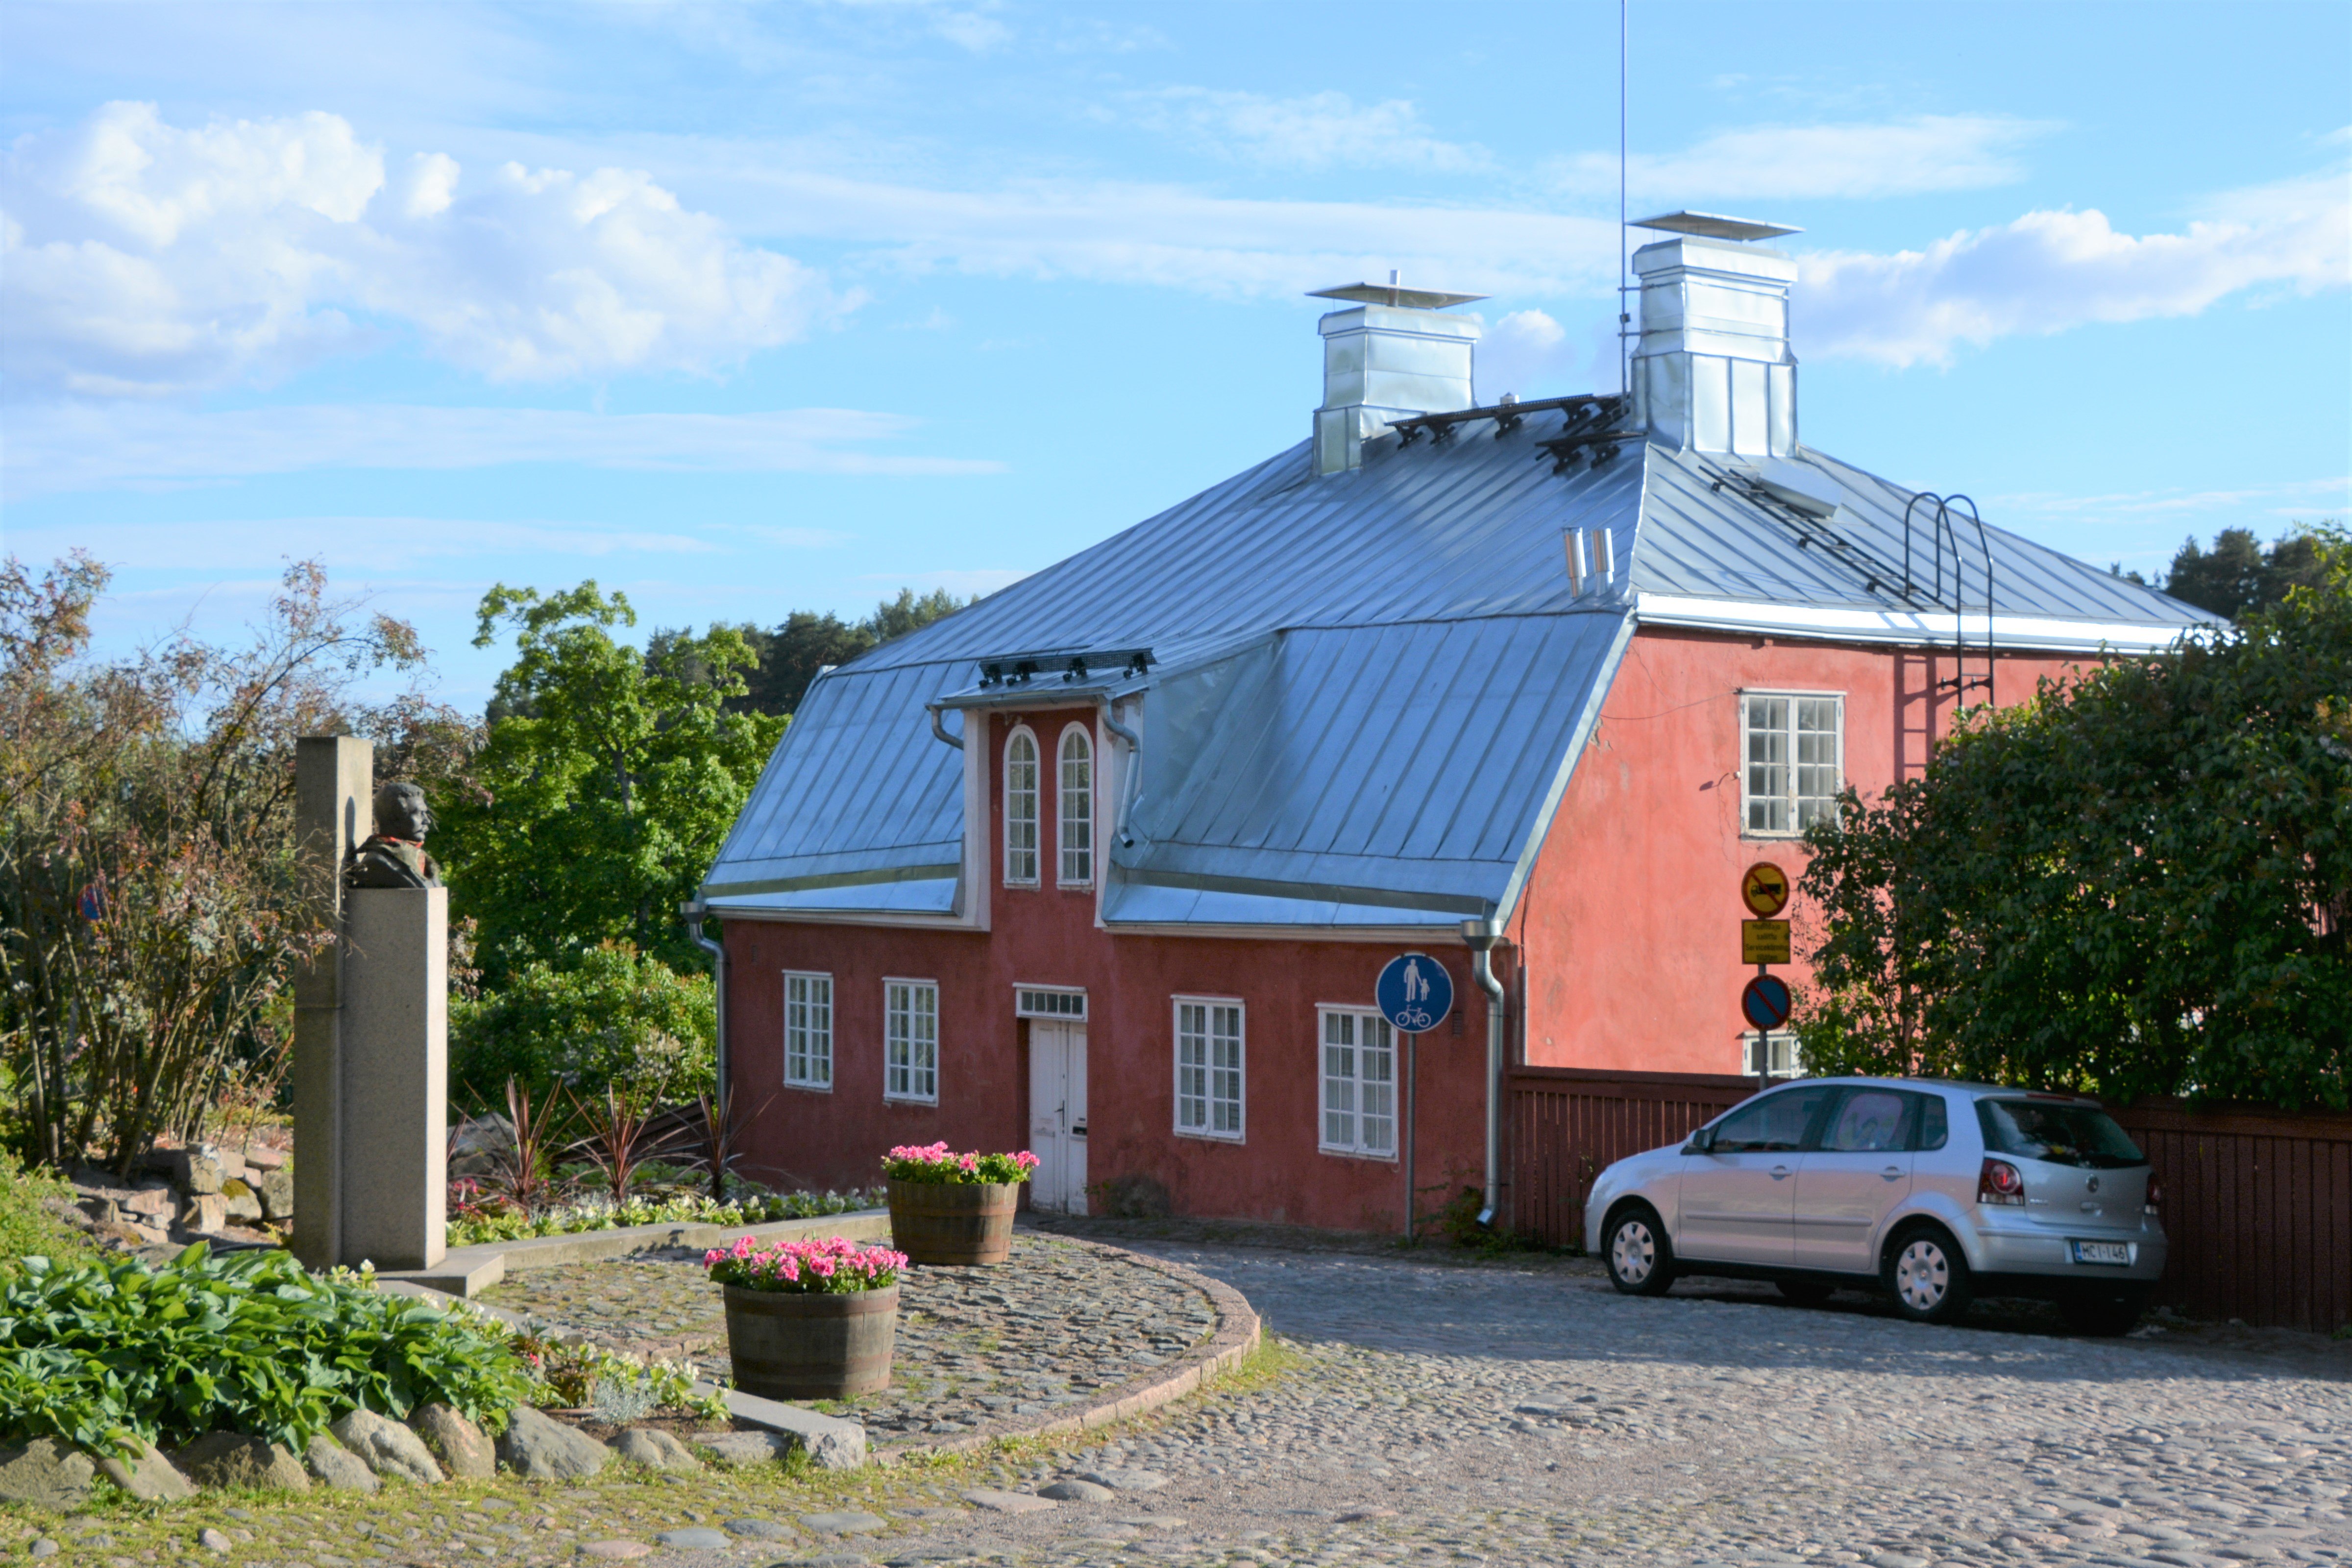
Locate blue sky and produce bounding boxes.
[4,0,2346,711]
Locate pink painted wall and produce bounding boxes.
[1512,628,2102,1075]
[725,703,1494,1233]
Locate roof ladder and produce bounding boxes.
[1901,492,1996,708]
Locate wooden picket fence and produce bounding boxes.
[1505,1065,2352,1334]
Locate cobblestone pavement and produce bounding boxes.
[641,1232,2345,1568]
[477,1234,1216,1444]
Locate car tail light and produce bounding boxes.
[1979,1158,2026,1206]
[2145,1177,2162,1215]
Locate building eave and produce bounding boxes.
[1632,592,2207,655]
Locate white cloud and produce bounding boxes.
[1124,88,1486,172]
[3,402,1004,499]
[1797,172,2349,367]
[1548,115,2058,200]
[1473,308,1615,403]
[5,515,727,573]
[1,101,844,395]
[1991,477,2352,521]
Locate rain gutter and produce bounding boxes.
[1461,916,1507,1226]
[1100,703,1143,849]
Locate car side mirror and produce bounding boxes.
[1683,1127,1714,1154]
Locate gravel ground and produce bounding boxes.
[476,1234,1216,1444]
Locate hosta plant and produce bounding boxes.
[881,1142,1040,1184]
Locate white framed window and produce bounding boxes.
[1014,986,1086,1020]
[783,970,833,1090]
[884,979,939,1103]
[1004,726,1040,886]
[1174,997,1245,1140]
[1318,1006,1396,1159]
[1743,1029,1805,1080]
[1057,724,1093,887]
[1742,691,1844,835]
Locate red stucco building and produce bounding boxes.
[695,216,2205,1234]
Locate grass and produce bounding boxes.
[0,1152,96,1274]
[1,1327,1311,1551]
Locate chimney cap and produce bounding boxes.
[1630,210,1802,243]
[1309,282,1487,310]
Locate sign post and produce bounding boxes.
[1738,862,1791,1090]
[1377,954,1455,1243]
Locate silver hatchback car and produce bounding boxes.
[1582,1077,2167,1335]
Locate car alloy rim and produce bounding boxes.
[1612,1221,1654,1284]
[1896,1239,1948,1310]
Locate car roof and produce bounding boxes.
[1772,1075,2101,1103]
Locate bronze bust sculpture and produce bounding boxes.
[347,781,443,889]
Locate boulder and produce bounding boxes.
[97,1438,196,1503]
[495,1405,609,1480]
[242,1146,289,1172]
[0,1439,96,1508]
[173,1432,310,1492]
[1039,1479,1115,1502]
[123,1185,177,1218]
[609,1427,698,1471]
[181,1192,227,1234]
[220,1179,265,1225]
[304,1435,379,1493]
[329,1408,444,1485]
[409,1403,494,1481]
[696,1429,792,1468]
[257,1169,295,1221]
[151,1148,227,1195]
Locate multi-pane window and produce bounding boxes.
[884,979,938,1103]
[1319,1007,1396,1158]
[1742,692,1843,834]
[1743,1029,1804,1080]
[1058,726,1093,886]
[1004,729,1039,885]
[783,971,833,1089]
[1174,998,1244,1139]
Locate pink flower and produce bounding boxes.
[731,1235,755,1259]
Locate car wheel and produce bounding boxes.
[2061,1287,2151,1338]
[1776,1279,1836,1305]
[1603,1204,1676,1297]
[1883,1224,1974,1325]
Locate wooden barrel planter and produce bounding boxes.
[722,1284,899,1399]
[888,1178,1019,1265]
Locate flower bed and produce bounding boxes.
[704,1235,907,1294]
[448,1184,885,1249]
[881,1142,1039,1184]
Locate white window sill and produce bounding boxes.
[1174,1126,1245,1144]
[1318,1145,1398,1163]
[883,1094,940,1107]
[783,1079,833,1094]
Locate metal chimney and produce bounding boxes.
[1307,275,1486,476]
[1628,212,1802,458]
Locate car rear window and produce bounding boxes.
[1975,1099,2147,1169]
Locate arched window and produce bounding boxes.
[1058,725,1093,887]
[1004,727,1039,885]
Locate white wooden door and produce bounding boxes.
[1028,1022,1090,1214]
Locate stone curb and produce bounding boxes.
[874,1231,1262,1464]
[375,1208,893,1297]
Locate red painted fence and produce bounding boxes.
[1505,1066,2352,1334]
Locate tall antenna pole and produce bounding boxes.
[1618,0,1631,396]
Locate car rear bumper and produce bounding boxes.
[1970,1224,2167,1284]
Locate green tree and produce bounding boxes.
[1793,525,2352,1110]
[438,583,783,980]
[680,588,974,720]
[2161,523,2333,620]
[449,941,713,1108]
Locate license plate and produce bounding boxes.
[2071,1240,2133,1266]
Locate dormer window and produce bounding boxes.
[1058,725,1093,887]
[1005,726,1040,886]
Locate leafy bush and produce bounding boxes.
[0,1151,93,1271]
[451,943,715,1107]
[0,1243,534,1455]
[448,1185,883,1249]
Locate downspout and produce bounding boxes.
[682,900,727,1108]
[927,704,964,750]
[1100,703,1143,848]
[1461,916,1507,1226]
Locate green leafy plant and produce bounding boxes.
[567,1082,682,1207]
[0,1150,93,1271]
[447,1184,883,1249]
[0,1242,533,1455]
[505,1322,725,1423]
[703,1235,905,1294]
[451,945,715,1109]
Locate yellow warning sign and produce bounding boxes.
[1741,861,1791,918]
[1741,919,1791,965]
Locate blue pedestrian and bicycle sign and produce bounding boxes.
[1376,952,1454,1034]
